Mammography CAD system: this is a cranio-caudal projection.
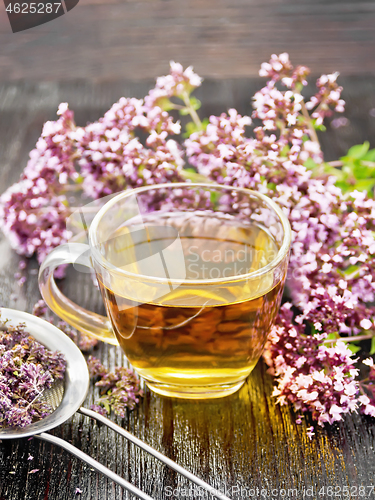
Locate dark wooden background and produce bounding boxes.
[1,0,375,499]
[1,0,375,80]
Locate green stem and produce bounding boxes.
[26,206,98,214]
[181,91,202,129]
[327,160,343,168]
[61,184,84,192]
[166,103,185,111]
[180,170,210,183]
[360,378,370,385]
[328,160,375,168]
[323,333,374,344]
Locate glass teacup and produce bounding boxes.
[39,183,291,399]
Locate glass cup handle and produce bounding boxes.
[38,243,118,345]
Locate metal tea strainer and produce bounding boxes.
[0,308,232,500]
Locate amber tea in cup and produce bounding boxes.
[39,183,291,399]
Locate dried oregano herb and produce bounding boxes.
[0,315,66,428]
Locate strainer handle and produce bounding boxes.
[38,243,118,345]
[36,432,154,500]
[79,407,233,500]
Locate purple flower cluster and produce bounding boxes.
[0,315,66,428]
[0,104,76,269]
[74,96,185,199]
[87,356,143,417]
[1,57,375,430]
[145,60,202,109]
[263,304,359,428]
[185,53,375,425]
[0,64,200,260]
[186,54,375,424]
[306,73,345,125]
[185,108,252,182]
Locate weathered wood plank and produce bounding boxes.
[1,0,375,80]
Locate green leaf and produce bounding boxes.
[75,175,84,184]
[350,161,375,180]
[347,343,362,354]
[179,97,202,117]
[304,158,318,171]
[315,124,326,132]
[352,178,375,194]
[184,121,198,137]
[342,264,360,277]
[310,118,326,131]
[326,166,345,181]
[183,118,209,138]
[181,169,209,183]
[210,191,220,206]
[335,180,352,193]
[295,82,304,94]
[345,142,370,160]
[370,337,375,355]
[189,96,202,111]
[157,97,175,112]
[103,401,111,414]
[363,149,375,162]
[201,117,209,131]
[179,107,190,116]
[325,332,338,341]
[334,142,375,195]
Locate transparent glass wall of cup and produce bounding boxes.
[39,183,291,399]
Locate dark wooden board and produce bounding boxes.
[1,79,375,499]
[1,0,375,80]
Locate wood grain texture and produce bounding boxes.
[1,79,375,500]
[1,0,375,80]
